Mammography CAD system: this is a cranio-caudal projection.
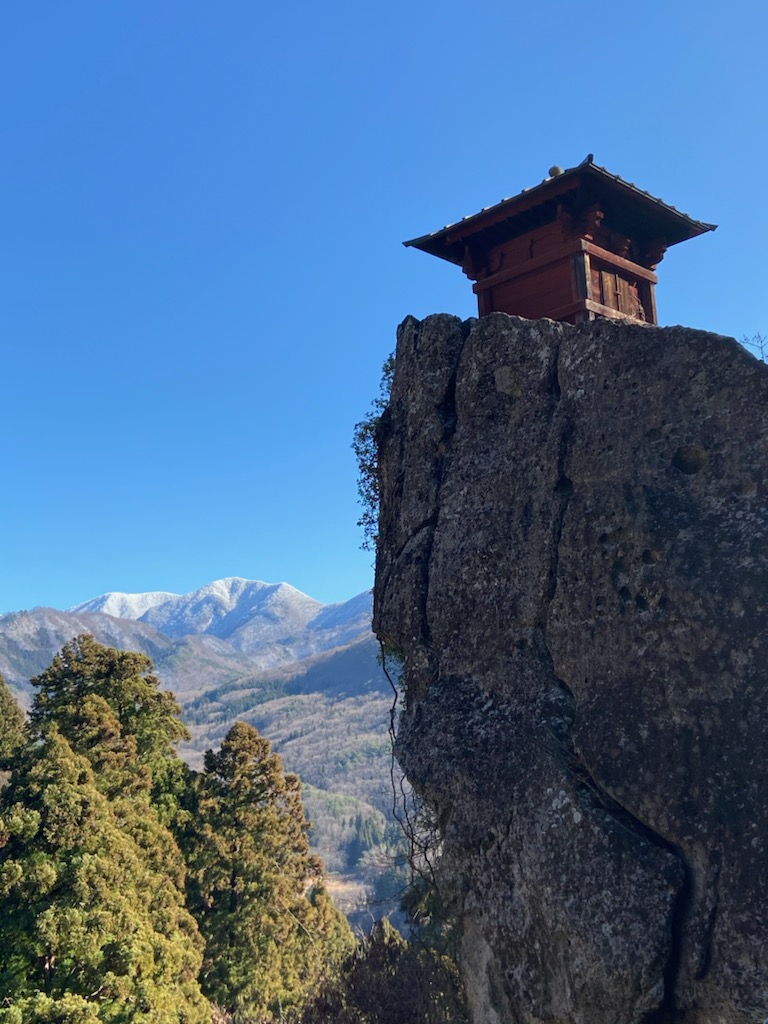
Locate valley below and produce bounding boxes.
[0,577,403,925]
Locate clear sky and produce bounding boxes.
[2,1,766,613]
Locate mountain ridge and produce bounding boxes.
[65,576,372,663]
[0,576,397,899]
[1,576,376,703]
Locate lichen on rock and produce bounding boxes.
[374,312,768,1024]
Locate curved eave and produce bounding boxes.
[404,162,717,266]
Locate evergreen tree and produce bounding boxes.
[1,639,356,1022]
[0,727,210,1023]
[185,721,353,1021]
[49,693,150,800]
[299,918,468,1024]
[0,991,102,1023]
[30,634,187,762]
[0,673,26,769]
[29,635,191,820]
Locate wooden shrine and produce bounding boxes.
[404,157,715,325]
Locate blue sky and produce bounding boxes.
[2,1,766,612]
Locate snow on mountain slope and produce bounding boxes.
[71,590,179,619]
[66,577,371,661]
[0,607,175,702]
[0,583,390,889]
[306,591,374,650]
[308,590,372,631]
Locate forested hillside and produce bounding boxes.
[0,637,352,1021]
[0,582,400,909]
[0,638,466,1023]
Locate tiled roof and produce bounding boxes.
[404,157,716,263]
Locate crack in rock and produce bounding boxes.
[375,314,768,1024]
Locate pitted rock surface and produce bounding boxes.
[374,313,768,1024]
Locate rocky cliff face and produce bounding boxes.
[373,313,768,1024]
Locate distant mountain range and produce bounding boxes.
[0,577,376,701]
[70,578,374,665]
[0,579,399,914]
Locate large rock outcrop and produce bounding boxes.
[373,313,768,1024]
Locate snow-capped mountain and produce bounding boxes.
[0,578,393,894]
[68,577,372,665]
[143,579,321,642]
[71,589,179,620]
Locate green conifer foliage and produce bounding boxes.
[185,721,353,1021]
[0,728,211,1023]
[0,673,26,769]
[300,918,468,1024]
[29,635,191,820]
[50,693,151,799]
[0,991,103,1023]
[31,634,188,763]
[1,639,357,1021]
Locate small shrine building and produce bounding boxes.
[404,157,715,325]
